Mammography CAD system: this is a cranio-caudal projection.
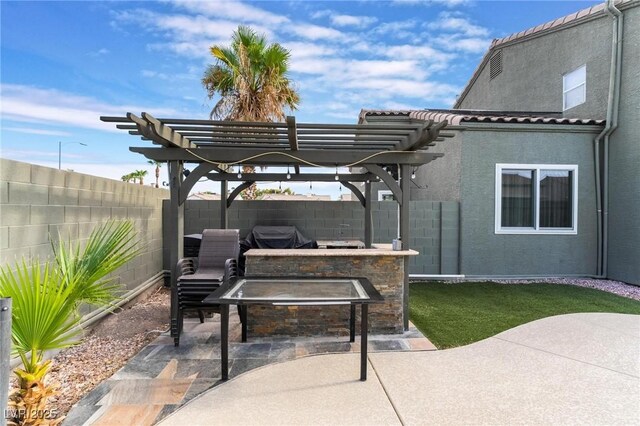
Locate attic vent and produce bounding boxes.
[490,50,502,80]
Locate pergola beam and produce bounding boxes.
[408,121,448,151]
[289,116,301,174]
[340,181,365,207]
[203,173,378,182]
[130,147,443,166]
[227,182,255,208]
[366,165,402,204]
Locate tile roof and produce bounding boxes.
[491,0,636,48]
[362,109,605,126]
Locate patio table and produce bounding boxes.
[203,276,384,381]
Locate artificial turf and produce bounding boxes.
[409,281,640,349]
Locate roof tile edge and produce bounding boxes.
[453,0,638,109]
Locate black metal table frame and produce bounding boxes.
[203,276,383,381]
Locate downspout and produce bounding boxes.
[593,0,623,277]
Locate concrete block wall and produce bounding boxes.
[0,159,168,293]
[166,199,460,275]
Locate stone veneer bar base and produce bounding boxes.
[245,246,417,336]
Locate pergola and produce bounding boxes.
[101,112,451,332]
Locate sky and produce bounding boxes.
[0,0,600,198]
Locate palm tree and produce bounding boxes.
[148,160,162,188]
[202,25,300,199]
[121,173,134,183]
[135,169,148,186]
[1,220,140,423]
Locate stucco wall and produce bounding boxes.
[607,5,640,285]
[412,131,463,201]
[458,126,600,276]
[457,13,614,119]
[0,159,168,292]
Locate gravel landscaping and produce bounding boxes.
[487,278,640,301]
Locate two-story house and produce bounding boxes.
[360,0,639,284]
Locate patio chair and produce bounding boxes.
[174,229,245,346]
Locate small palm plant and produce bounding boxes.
[0,220,141,425]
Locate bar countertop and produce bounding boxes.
[245,244,418,257]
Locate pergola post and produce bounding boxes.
[400,164,411,330]
[168,160,184,339]
[221,180,228,229]
[364,181,372,248]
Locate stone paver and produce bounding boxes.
[64,313,434,425]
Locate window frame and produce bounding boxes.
[495,163,579,235]
[562,65,586,111]
[378,190,394,201]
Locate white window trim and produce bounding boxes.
[562,65,586,111]
[495,164,579,235]
[378,190,394,201]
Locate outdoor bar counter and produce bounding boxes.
[244,245,418,336]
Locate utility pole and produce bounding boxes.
[58,141,87,170]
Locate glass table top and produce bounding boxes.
[221,278,368,302]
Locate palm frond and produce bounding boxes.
[51,220,142,307]
[203,25,300,122]
[0,259,81,370]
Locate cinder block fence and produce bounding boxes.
[0,159,168,292]
[165,199,460,275]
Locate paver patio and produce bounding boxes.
[63,311,435,425]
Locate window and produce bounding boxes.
[378,190,395,201]
[563,65,586,111]
[495,164,578,234]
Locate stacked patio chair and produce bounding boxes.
[174,229,243,346]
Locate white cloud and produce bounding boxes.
[371,20,417,35]
[0,84,179,133]
[331,14,377,28]
[288,23,348,41]
[3,127,72,137]
[171,0,289,25]
[392,0,471,7]
[87,48,110,57]
[381,101,424,111]
[385,44,455,63]
[342,78,459,100]
[428,12,489,37]
[434,34,491,53]
[285,42,336,59]
[290,58,428,81]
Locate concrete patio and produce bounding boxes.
[157,313,640,426]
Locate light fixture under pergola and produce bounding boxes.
[101,112,452,331]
